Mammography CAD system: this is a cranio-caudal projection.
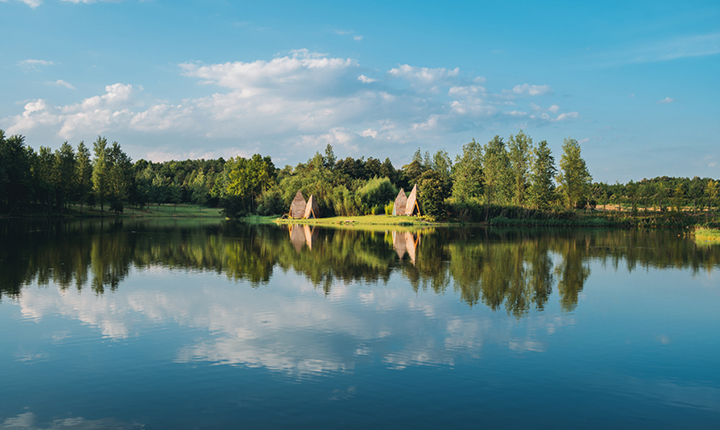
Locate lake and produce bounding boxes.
[0,220,718,429]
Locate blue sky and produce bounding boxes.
[1,0,718,182]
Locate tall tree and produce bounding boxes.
[557,137,592,209]
[53,142,76,213]
[507,130,533,206]
[75,142,93,215]
[0,132,34,215]
[482,135,511,206]
[452,138,484,202]
[528,140,556,209]
[92,137,110,213]
[107,141,133,213]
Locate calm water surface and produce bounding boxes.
[0,220,718,429]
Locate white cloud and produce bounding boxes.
[353,35,363,41]
[50,79,76,90]
[18,59,54,70]
[388,64,460,88]
[578,138,590,144]
[361,129,377,138]
[657,97,674,104]
[6,83,139,139]
[548,104,560,113]
[512,83,553,96]
[2,0,43,8]
[553,111,580,121]
[3,50,580,163]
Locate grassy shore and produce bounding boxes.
[245,214,456,227]
[694,227,720,243]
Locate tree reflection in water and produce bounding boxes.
[1,219,718,317]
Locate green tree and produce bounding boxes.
[107,142,133,214]
[528,140,556,210]
[507,130,533,206]
[53,142,76,213]
[418,169,445,218]
[223,154,276,216]
[0,131,34,215]
[482,135,511,206]
[92,137,110,213]
[451,138,483,202]
[557,137,592,209]
[75,142,93,215]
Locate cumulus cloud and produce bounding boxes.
[512,83,553,96]
[657,97,674,104]
[2,50,580,163]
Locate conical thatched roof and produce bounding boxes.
[393,189,407,216]
[290,191,306,219]
[406,184,420,216]
[303,195,320,219]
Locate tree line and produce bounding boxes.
[1,128,717,219]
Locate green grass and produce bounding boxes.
[67,203,223,219]
[271,214,456,227]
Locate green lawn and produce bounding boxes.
[68,203,224,218]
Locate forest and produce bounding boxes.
[0,128,718,222]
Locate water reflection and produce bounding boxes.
[1,220,718,318]
[0,411,141,430]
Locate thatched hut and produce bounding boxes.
[289,191,306,219]
[393,189,407,216]
[303,195,320,219]
[406,184,420,216]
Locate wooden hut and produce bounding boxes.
[303,195,320,219]
[289,191,306,219]
[393,189,407,216]
[406,184,420,216]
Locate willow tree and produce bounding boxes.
[557,138,591,209]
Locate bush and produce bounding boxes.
[384,201,394,216]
